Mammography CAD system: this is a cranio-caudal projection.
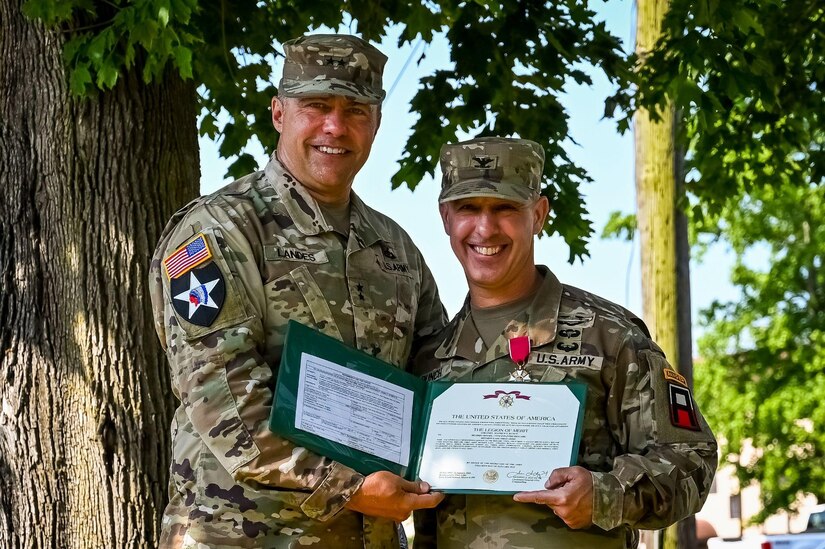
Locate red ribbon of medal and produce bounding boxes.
[508,336,531,365]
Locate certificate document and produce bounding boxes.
[294,353,414,467]
[270,321,587,493]
[417,383,583,492]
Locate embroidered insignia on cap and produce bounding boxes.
[170,262,225,327]
[324,57,347,67]
[164,233,212,279]
[668,383,701,431]
[470,155,498,169]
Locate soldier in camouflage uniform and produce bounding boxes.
[411,137,718,548]
[148,34,447,548]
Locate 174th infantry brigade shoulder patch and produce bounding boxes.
[164,233,225,327]
[663,369,701,431]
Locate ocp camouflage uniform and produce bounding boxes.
[148,154,446,548]
[411,266,718,548]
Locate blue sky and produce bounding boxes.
[199,0,739,344]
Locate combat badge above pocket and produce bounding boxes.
[163,231,252,338]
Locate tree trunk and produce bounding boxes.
[0,4,199,547]
[635,0,696,548]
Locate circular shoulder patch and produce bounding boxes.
[170,262,226,327]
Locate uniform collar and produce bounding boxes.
[264,152,387,248]
[434,265,563,364]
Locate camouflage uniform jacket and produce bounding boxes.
[148,154,446,548]
[411,266,717,549]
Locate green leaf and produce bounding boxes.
[732,8,764,36]
[62,35,86,65]
[158,7,169,26]
[601,211,637,241]
[69,64,92,96]
[199,112,218,138]
[86,31,110,63]
[158,0,171,26]
[96,63,119,89]
[132,18,160,47]
[173,46,193,78]
[21,0,75,25]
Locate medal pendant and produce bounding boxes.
[508,366,531,382]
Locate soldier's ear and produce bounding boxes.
[439,203,451,235]
[532,196,550,235]
[271,96,285,133]
[374,106,382,135]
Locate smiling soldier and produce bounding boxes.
[149,34,446,548]
[412,137,717,549]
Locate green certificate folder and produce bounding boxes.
[270,320,587,494]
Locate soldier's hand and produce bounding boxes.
[512,466,594,529]
[345,470,445,522]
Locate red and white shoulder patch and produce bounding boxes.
[664,369,701,431]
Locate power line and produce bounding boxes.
[387,39,424,101]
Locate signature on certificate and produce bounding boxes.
[507,470,549,482]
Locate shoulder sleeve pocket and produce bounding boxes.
[643,350,715,445]
[163,228,254,341]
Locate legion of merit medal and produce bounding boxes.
[508,335,531,381]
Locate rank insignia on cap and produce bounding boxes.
[668,383,701,431]
[164,233,212,279]
[170,262,225,327]
[470,155,498,169]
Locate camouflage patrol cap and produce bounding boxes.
[439,137,545,204]
[279,34,387,104]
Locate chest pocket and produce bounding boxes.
[348,265,416,367]
[536,364,568,382]
[263,264,342,352]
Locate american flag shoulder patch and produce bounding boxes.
[164,233,213,279]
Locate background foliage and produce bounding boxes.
[615,0,824,214]
[617,0,825,517]
[695,181,825,520]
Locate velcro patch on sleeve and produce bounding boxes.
[170,262,225,328]
[668,383,701,431]
[164,233,213,279]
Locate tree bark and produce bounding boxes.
[0,4,199,547]
[635,1,697,548]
